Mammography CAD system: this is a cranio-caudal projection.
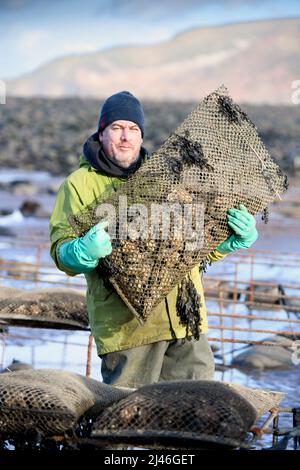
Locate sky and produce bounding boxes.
[1,0,300,79]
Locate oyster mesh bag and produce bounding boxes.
[69,85,288,332]
[0,287,89,330]
[0,369,131,436]
[91,380,285,449]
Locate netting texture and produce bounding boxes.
[0,369,131,436]
[91,380,260,448]
[69,85,288,328]
[0,287,89,330]
[225,383,285,418]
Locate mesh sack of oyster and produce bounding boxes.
[0,369,131,436]
[0,287,89,330]
[91,380,285,449]
[69,85,288,328]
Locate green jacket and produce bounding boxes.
[49,154,227,355]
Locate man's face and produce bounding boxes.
[99,120,143,168]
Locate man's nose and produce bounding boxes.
[121,128,131,140]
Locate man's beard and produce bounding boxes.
[110,151,140,169]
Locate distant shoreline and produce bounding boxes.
[0,98,299,177]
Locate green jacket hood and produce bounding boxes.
[79,153,90,169]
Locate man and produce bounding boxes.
[50,91,258,389]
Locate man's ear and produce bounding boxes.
[98,131,103,143]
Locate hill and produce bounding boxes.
[6,18,300,104]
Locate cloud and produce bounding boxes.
[19,29,49,52]
[60,41,99,54]
[95,0,266,20]
[0,0,33,10]
[0,0,61,10]
[1,0,300,79]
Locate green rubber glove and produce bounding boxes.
[216,204,258,254]
[58,220,112,273]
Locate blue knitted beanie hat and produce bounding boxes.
[98,91,145,137]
